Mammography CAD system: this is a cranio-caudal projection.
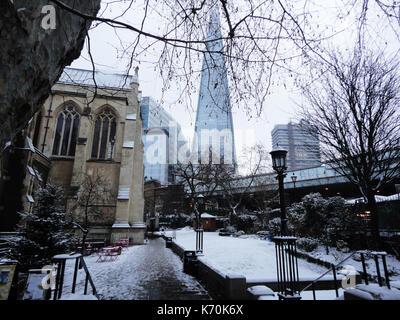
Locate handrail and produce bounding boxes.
[299,250,391,299]
[79,256,99,299]
[300,251,358,293]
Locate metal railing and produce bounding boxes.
[299,250,391,300]
[53,255,99,300]
[274,236,301,300]
[79,257,99,298]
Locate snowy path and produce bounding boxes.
[62,238,211,300]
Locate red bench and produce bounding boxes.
[96,246,122,262]
[114,238,129,249]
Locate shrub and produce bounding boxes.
[159,213,192,229]
[297,238,319,252]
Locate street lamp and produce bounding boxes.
[270,147,301,300]
[291,173,297,202]
[195,194,204,254]
[270,147,288,236]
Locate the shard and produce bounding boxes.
[193,7,236,169]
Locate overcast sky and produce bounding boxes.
[69,0,399,173]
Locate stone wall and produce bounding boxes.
[0,0,101,152]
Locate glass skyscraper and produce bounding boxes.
[271,120,321,170]
[141,97,186,185]
[193,7,236,168]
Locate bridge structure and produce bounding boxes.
[209,163,399,203]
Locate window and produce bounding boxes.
[52,104,80,156]
[91,108,117,159]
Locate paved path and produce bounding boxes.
[130,238,211,300]
[63,237,211,300]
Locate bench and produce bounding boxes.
[113,238,129,249]
[75,239,107,255]
[96,246,122,263]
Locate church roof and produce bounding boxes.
[58,67,138,90]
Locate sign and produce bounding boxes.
[23,269,52,300]
[0,264,17,300]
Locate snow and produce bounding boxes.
[168,229,328,281]
[61,239,208,300]
[355,284,400,300]
[58,228,400,300]
[247,285,275,296]
[297,245,400,282]
[60,294,98,300]
[200,213,216,219]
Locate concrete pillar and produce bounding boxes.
[225,274,247,300]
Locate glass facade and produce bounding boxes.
[141,97,187,185]
[271,120,321,170]
[194,8,236,167]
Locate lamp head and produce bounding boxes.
[270,147,288,173]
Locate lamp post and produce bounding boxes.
[195,194,204,254]
[270,148,288,236]
[291,173,297,203]
[270,147,301,300]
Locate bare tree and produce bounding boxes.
[218,144,272,222]
[68,173,117,253]
[173,159,225,221]
[3,1,400,152]
[300,48,400,247]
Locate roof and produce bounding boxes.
[345,194,400,204]
[200,213,216,219]
[58,67,138,90]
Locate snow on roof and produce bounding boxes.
[58,67,138,90]
[345,194,400,204]
[200,213,216,219]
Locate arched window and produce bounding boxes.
[91,108,117,159]
[52,104,80,156]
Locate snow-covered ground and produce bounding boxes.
[59,228,400,300]
[61,238,210,300]
[165,228,328,281]
[165,228,400,283]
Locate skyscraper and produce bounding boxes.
[194,7,236,168]
[271,120,321,170]
[141,96,186,185]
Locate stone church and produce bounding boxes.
[0,67,146,244]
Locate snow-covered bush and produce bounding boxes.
[231,213,258,233]
[159,213,192,229]
[297,238,319,252]
[267,217,282,237]
[336,240,350,253]
[225,225,237,233]
[287,193,364,248]
[7,183,76,271]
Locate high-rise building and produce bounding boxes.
[194,7,236,168]
[271,120,321,170]
[141,97,186,185]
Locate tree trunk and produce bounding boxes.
[0,0,101,150]
[366,189,381,249]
